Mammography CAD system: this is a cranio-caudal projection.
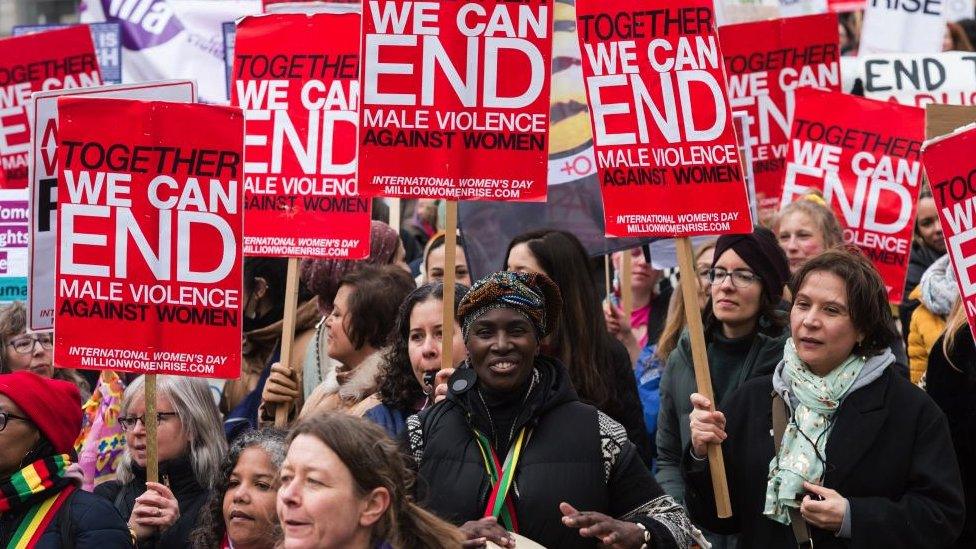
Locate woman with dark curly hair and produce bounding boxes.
[190,429,288,549]
[365,283,469,437]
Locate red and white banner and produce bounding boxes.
[28,81,196,333]
[233,13,371,259]
[922,123,976,339]
[357,0,553,201]
[781,88,925,302]
[575,0,752,238]
[720,13,840,222]
[55,97,244,379]
[0,26,101,189]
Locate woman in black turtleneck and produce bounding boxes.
[408,271,702,549]
[95,376,226,548]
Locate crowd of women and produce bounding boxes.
[0,192,971,548]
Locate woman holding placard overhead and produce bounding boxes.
[926,301,976,547]
[409,271,703,549]
[96,375,226,547]
[294,265,415,419]
[656,228,790,507]
[684,248,964,548]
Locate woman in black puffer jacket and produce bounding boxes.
[409,271,703,549]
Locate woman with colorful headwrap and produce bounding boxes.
[407,271,703,549]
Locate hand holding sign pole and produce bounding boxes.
[575,0,754,517]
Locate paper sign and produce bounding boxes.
[28,81,197,333]
[860,0,947,54]
[849,52,976,107]
[0,26,101,189]
[720,13,841,221]
[357,0,554,201]
[922,123,976,339]
[575,0,753,238]
[13,23,123,85]
[232,13,371,259]
[0,189,29,302]
[781,88,925,302]
[55,97,244,378]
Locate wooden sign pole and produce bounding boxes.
[441,201,458,371]
[274,257,301,428]
[676,237,732,518]
[144,374,158,483]
[390,198,402,232]
[621,250,634,318]
[604,255,611,301]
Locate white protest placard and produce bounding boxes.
[27,80,196,332]
[851,52,976,107]
[779,0,830,17]
[860,0,947,54]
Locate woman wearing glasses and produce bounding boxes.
[656,229,790,523]
[684,249,965,548]
[95,375,226,547]
[0,372,131,547]
[0,301,90,399]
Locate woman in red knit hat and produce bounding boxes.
[0,371,132,547]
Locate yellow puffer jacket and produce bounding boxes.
[907,286,947,384]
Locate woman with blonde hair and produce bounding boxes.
[96,375,227,547]
[926,299,976,547]
[279,413,463,549]
[772,197,844,274]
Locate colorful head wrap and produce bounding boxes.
[457,271,562,341]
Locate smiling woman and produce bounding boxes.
[683,248,966,548]
[409,271,704,549]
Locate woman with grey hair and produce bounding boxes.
[95,375,227,547]
[190,429,288,548]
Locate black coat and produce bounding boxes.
[927,327,976,547]
[682,368,965,548]
[95,457,208,549]
[408,357,691,549]
[0,487,132,548]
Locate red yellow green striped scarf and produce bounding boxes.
[0,454,75,549]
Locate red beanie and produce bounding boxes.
[0,371,82,454]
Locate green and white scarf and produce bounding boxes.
[763,338,865,525]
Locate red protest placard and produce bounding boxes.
[233,13,371,259]
[923,125,976,339]
[781,88,924,303]
[574,0,753,238]
[54,97,244,379]
[358,0,553,201]
[720,13,840,222]
[0,26,101,189]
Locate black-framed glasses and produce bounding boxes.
[6,334,53,354]
[708,268,760,288]
[0,411,32,431]
[118,412,178,431]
